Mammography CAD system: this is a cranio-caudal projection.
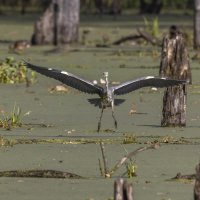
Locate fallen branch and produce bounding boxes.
[112,29,160,46]
[100,141,109,177]
[170,172,195,181]
[112,34,141,45]
[108,144,159,177]
[137,28,158,45]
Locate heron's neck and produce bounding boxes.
[105,76,109,92]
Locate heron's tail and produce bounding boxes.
[87,98,101,107]
[87,98,126,107]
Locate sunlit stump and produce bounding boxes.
[31,0,79,45]
[159,25,192,127]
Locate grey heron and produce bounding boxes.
[24,61,185,132]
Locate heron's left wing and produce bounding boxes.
[24,61,103,95]
[113,76,185,95]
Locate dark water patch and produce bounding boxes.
[0,169,83,179]
[136,124,161,128]
[24,123,55,128]
[0,39,12,44]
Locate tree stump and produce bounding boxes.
[31,0,80,45]
[194,163,200,200]
[159,25,192,127]
[114,178,133,200]
[194,0,200,49]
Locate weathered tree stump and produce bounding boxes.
[159,25,192,127]
[194,163,200,200]
[114,178,133,200]
[31,0,80,45]
[194,0,200,49]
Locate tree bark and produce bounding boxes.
[194,163,200,200]
[159,26,192,127]
[114,178,133,200]
[31,0,80,45]
[194,0,200,49]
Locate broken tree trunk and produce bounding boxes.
[159,25,192,127]
[194,163,200,200]
[194,0,200,49]
[114,178,133,200]
[31,0,80,45]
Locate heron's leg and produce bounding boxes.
[98,107,104,132]
[112,106,117,129]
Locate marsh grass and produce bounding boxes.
[143,16,159,37]
[125,160,137,178]
[0,105,22,130]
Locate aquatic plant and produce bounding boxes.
[123,133,136,144]
[0,57,36,85]
[0,105,22,130]
[143,16,159,37]
[125,160,137,178]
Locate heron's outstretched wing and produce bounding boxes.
[113,76,185,95]
[24,61,103,95]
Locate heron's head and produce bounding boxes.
[103,72,108,78]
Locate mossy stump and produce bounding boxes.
[159,26,192,127]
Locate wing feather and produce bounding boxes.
[24,61,103,95]
[113,76,185,95]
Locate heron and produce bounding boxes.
[23,61,185,132]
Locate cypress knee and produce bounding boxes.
[159,25,192,127]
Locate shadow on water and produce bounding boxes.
[136,124,161,128]
[137,124,200,128]
[0,39,12,44]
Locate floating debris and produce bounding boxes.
[48,85,69,93]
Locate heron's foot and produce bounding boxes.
[114,121,117,129]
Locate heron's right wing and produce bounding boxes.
[24,61,103,95]
[113,76,185,95]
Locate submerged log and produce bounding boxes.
[0,169,82,179]
[159,25,192,127]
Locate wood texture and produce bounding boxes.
[31,0,79,45]
[159,26,191,127]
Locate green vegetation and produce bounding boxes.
[143,16,159,37]
[0,105,22,130]
[125,160,137,178]
[0,57,36,85]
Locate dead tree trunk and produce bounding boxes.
[194,163,200,200]
[159,25,192,127]
[114,178,133,200]
[194,0,200,49]
[31,0,80,45]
